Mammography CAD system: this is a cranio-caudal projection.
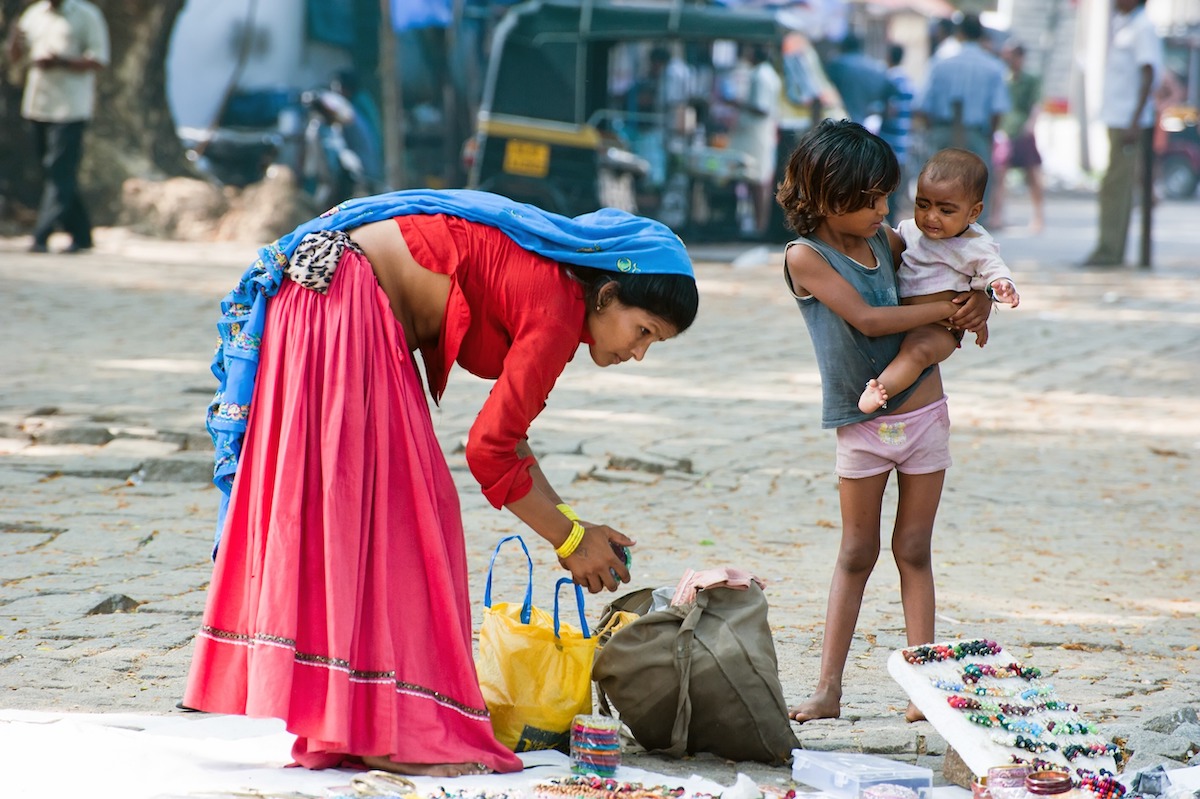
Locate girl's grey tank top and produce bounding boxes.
[784,226,931,428]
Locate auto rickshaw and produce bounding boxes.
[465,0,844,238]
[1156,28,1200,200]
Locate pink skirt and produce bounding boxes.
[183,249,523,773]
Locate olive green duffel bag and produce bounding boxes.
[591,583,798,765]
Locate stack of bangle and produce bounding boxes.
[555,503,585,558]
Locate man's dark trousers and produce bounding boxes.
[31,120,93,249]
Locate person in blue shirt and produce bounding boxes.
[824,32,892,131]
[879,42,915,223]
[915,14,1009,225]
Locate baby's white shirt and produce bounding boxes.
[896,219,1014,298]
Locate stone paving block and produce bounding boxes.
[133,454,214,484]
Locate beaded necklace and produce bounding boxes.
[1047,720,1096,736]
[1062,742,1119,762]
[990,732,1059,754]
[947,696,1036,715]
[965,712,1045,737]
[962,662,1042,683]
[930,677,1019,697]
[1039,700,1079,712]
[1076,769,1126,799]
[430,790,517,799]
[902,639,1002,665]
[535,776,690,799]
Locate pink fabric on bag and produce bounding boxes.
[183,249,522,773]
[671,567,766,607]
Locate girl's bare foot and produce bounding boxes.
[905,702,926,723]
[858,379,888,413]
[788,688,841,723]
[361,755,491,777]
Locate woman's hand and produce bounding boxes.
[559,524,634,594]
[948,290,993,333]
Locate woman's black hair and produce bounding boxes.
[775,119,900,235]
[567,265,699,334]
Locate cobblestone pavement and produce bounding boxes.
[1,194,1197,788]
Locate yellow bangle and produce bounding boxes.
[555,503,580,522]
[555,520,585,558]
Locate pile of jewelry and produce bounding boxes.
[897,639,1119,771]
[534,775,688,799]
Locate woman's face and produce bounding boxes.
[586,298,678,367]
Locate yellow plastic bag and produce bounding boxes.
[476,535,597,752]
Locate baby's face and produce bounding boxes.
[913,177,983,239]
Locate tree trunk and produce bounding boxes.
[1,0,189,226]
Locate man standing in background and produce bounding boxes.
[915,13,1009,225]
[6,0,109,254]
[1081,0,1162,268]
[824,32,892,131]
[728,43,781,238]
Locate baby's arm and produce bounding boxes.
[988,278,1020,307]
[968,234,1020,307]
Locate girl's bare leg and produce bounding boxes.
[891,469,945,723]
[790,472,889,723]
[860,326,958,413]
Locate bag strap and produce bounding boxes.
[553,577,591,639]
[484,534,533,624]
[663,590,709,758]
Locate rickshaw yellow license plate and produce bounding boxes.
[502,139,550,177]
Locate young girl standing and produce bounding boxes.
[776,120,991,723]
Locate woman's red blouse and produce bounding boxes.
[396,214,590,509]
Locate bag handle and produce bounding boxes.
[553,577,591,639]
[484,534,533,625]
[663,590,709,758]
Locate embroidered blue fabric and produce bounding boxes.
[207,190,694,550]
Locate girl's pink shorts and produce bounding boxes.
[835,396,951,479]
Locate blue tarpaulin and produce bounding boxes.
[392,0,452,30]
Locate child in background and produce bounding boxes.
[775,120,992,723]
[859,148,1019,413]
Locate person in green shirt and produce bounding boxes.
[994,41,1045,232]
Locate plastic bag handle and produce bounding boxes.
[484,534,533,624]
[553,577,591,639]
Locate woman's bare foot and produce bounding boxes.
[361,755,491,777]
[905,702,926,723]
[788,688,841,723]
[858,379,888,413]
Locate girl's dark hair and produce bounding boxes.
[775,119,900,235]
[568,265,699,333]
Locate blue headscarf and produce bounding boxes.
[207,189,694,550]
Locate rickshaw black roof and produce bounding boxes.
[500,0,786,40]
[482,0,788,124]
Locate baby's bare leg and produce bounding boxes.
[859,326,959,413]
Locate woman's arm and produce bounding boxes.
[466,316,631,593]
[786,241,956,337]
[505,445,632,594]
